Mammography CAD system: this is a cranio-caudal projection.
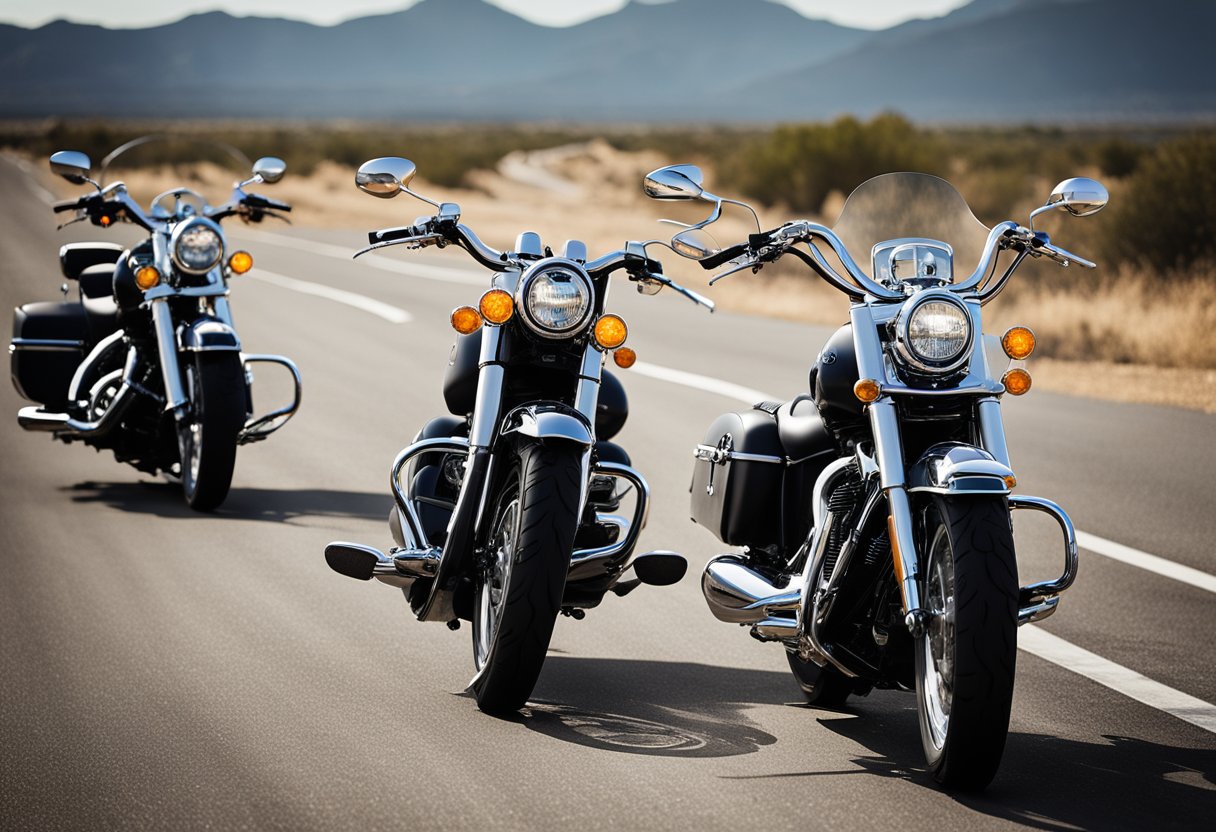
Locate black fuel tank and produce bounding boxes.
[814,324,864,431]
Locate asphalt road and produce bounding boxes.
[1,158,1213,831]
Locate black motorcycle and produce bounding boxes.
[644,164,1103,788]
[324,156,711,713]
[10,140,301,510]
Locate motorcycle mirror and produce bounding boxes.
[50,150,93,185]
[252,156,286,184]
[356,157,419,199]
[1045,177,1109,217]
[643,165,707,201]
[671,227,721,261]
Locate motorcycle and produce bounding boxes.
[645,164,1104,788]
[323,156,711,713]
[10,139,302,510]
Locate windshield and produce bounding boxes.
[830,173,991,285]
[99,135,251,217]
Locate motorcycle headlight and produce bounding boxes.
[171,218,225,275]
[895,293,973,373]
[517,264,593,338]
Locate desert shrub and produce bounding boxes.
[719,113,945,214]
[1103,134,1216,269]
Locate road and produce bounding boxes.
[1,157,1213,831]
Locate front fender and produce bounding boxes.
[907,442,1013,496]
[498,402,594,449]
[178,317,242,352]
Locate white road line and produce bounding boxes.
[232,228,485,286]
[3,154,57,205]
[251,270,411,324]
[1077,531,1216,595]
[1020,625,1216,735]
[631,361,775,405]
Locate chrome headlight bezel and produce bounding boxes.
[894,291,974,374]
[170,217,225,276]
[515,260,595,340]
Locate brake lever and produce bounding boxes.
[56,214,86,231]
[637,272,715,311]
[352,233,441,259]
[708,255,762,285]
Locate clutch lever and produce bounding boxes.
[636,272,715,311]
[56,214,87,231]
[708,255,762,285]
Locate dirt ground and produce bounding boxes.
[29,142,1216,413]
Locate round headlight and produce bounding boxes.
[171,219,224,275]
[518,265,593,338]
[896,294,972,373]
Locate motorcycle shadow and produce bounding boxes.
[507,657,787,759]
[742,693,1215,831]
[62,480,391,524]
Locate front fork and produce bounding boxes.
[150,298,188,417]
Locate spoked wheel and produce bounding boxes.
[179,352,245,511]
[470,443,581,715]
[786,650,854,708]
[915,496,1018,790]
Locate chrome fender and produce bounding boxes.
[177,318,242,352]
[907,442,1013,495]
[498,403,594,448]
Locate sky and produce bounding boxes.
[0,0,973,31]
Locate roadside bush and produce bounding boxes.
[1103,134,1216,270]
[719,113,944,214]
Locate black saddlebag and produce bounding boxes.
[10,302,89,409]
[690,408,786,548]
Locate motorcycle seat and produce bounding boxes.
[78,263,116,300]
[775,395,835,462]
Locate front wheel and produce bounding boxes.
[915,495,1018,790]
[471,442,581,714]
[179,352,245,511]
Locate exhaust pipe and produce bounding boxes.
[17,380,137,438]
[701,555,802,624]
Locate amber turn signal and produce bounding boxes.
[134,265,161,291]
[228,250,253,275]
[1002,326,1036,360]
[593,314,628,349]
[451,305,483,335]
[854,378,881,403]
[479,289,514,324]
[1003,474,1018,490]
[99,215,111,227]
[1002,368,1032,395]
[613,347,637,369]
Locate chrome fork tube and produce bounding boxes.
[150,298,187,413]
[469,327,504,450]
[977,397,1012,468]
[574,344,603,427]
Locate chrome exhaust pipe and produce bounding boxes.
[17,380,137,438]
[701,555,801,624]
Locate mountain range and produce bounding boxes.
[1,0,1212,122]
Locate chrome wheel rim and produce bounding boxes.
[919,524,956,752]
[474,496,519,671]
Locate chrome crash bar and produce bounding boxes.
[238,354,302,445]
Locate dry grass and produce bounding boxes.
[29,146,1216,412]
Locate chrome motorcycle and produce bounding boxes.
[324,156,709,713]
[10,142,301,510]
[646,165,1104,788]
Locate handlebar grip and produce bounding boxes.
[244,194,292,212]
[700,242,750,270]
[368,225,425,245]
[53,199,82,213]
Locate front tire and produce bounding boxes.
[179,352,245,511]
[470,442,581,714]
[915,495,1018,790]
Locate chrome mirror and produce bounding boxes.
[50,150,92,185]
[1046,177,1108,217]
[671,227,721,261]
[356,157,418,199]
[643,165,706,201]
[252,156,286,184]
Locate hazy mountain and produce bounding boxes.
[0,0,1210,122]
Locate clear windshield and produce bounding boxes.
[830,173,991,284]
[99,135,252,217]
